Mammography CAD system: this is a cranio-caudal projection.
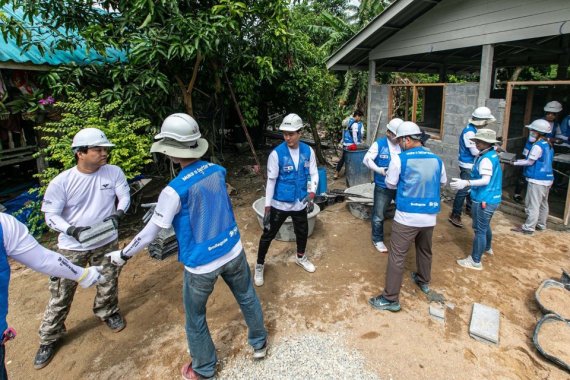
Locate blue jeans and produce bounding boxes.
[183,250,267,377]
[372,185,396,243]
[470,201,499,263]
[452,167,472,216]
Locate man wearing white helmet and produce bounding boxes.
[510,119,554,235]
[334,109,365,179]
[255,113,319,286]
[449,107,496,228]
[105,113,268,379]
[0,213,106,378]
[363,118,403,252]
[451,129,503,270]
[368,122,447,312]
[542,100,562,140]
[34,128,130,369]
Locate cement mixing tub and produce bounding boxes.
[252,197,320,242]
[345,183,374,220]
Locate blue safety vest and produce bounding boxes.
[343,118,363,145]
[524,140,554,181]
[458,124,478,164]
[396,147,442,214]
[373,137,391,188]
[470,149,502,204]
[522,137,533,157]
[0,223,10,333]
[169,161,241,268]
[274,142,311,202]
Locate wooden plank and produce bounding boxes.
[412,86,418,123]
[523,86,534,126]
[501,82,514,150]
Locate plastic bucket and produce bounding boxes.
[252,197,320,242]
[317,167,327,195]
[344,147,370,187]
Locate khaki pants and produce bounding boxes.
[382,221,434,302]
[38,240,121,345]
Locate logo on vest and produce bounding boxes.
[283,165,294,172]
[182,163,213,181]
[429,201,439,207]
[208,238,228,251]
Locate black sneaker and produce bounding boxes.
[253,341,268,359]
[411,272,430,294]
[34,343,56,369]
[105,312,126,332]
[368,295,401,312]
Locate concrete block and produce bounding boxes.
[429,304,445,322]
[469,303,500,345]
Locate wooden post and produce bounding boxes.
[501,82,514,150]
[367,59,377,144]
[478,44,494,107]
[523,86,534,126]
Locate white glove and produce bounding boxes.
[513,159,525,166]
[450,178,470,191]
[105,250,129,267]
[78,266,106,288]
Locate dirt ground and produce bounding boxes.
[5,155,570,380]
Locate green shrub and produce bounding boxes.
[22,92,153,235]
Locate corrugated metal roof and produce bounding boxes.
[0,4,126,67]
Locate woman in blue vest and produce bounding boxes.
[0,212,104,378]
[363,117,403,252]
[334,109,364,179]
[255,113,319,287]
[510,119,554,235]
[105,113,268,379]
[368,122,447,312]
[451,129,502,271]
[449,107,496,228]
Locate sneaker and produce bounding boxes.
[34,343,56,369]
[254,264,264,287]
[457,256,483,271]
[535,225,546,231]
[373,241,388,253]
[181,362,214,380]
[296,255,316,273]
[510,225,533,235]
[448,214,464,228]
[513,194,523,203]
[253,341,268,359]
[410,272,430,294]
[105,312,126,332]
[368,295,401,312]
[333,171,339,179]
[484,248,494,256]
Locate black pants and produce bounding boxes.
[0,344,7,380]
[257,206,308,265]
[336,150,346,172]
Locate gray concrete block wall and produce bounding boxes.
[367,84,389,145]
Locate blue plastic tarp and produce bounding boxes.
[0,4,126,66]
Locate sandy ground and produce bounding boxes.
[5,158,570,380]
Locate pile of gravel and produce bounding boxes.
[218,333,379,379]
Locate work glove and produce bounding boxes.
[66,226,91,242]
[105,250,130,267]
[103,210,125,229]
[303,192,316,213]
[78,266,106,288]
[449,178,470,191]
[347,144,358,151]
[263,206,271,231]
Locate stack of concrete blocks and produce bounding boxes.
[367,84,390,146]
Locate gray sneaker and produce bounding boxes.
[296,255,316,273]
[457,256,483,270]
[254,264,264,287]
[368,295,401,312]
[253,341,268,360]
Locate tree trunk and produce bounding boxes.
[308,117,326,166]
[175,53,202,116]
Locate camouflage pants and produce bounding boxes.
[38,240,122,345]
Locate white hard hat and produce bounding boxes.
[155,113,201,142]
[544,101,562,113]
[279,113,303,132]
[396,121,421,138]
[150,113,209,158]
[469,107,496,126]
[72,128,115,148]
[386,118,404,135]
[526,119,551,134]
